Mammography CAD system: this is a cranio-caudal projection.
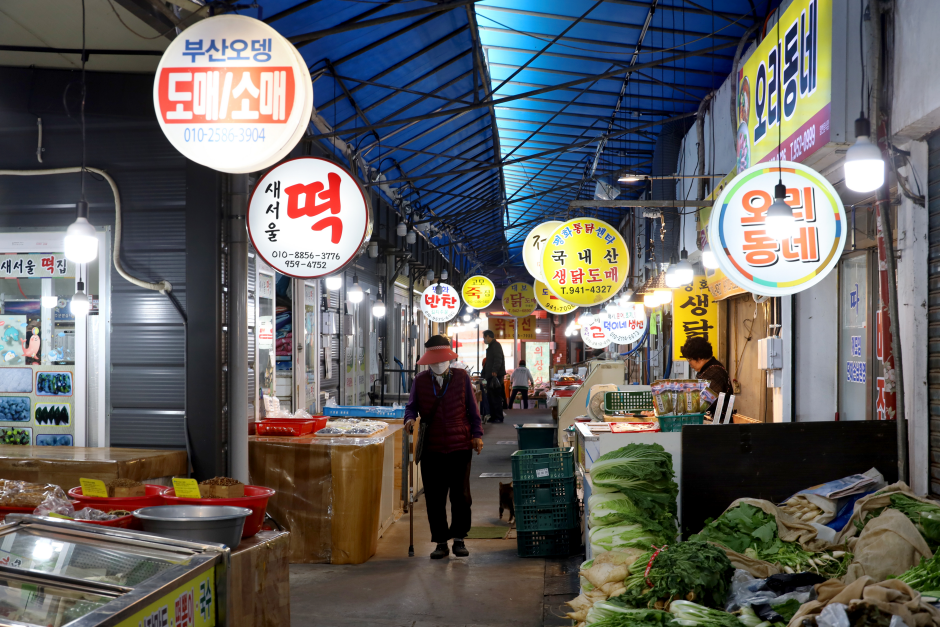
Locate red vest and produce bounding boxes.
[414,369,472,454]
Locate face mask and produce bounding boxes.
[429,362,450,376]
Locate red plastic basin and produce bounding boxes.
[159,485,274,538]
[76,514,140,530]
[67,484,166,512]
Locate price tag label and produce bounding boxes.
[80,478,109,498]
[173,478,202,499]
[535,468,549,478]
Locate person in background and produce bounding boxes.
[508,360,534,409]
[481,330,506,423]
[680,337,731,413]
[404,335,484,559]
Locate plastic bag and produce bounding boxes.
[725,569,818,613]
[73,508,117,521]
[816,603,851,627]
[33,492,74,518]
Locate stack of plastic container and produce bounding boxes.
[511,446,581,557]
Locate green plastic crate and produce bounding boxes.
[516,526,583,558]
[514,423,558,450]
[511,447,574,481]
[513,476,577,508]
[515,500,580,532]
[604,391,654,412]
[657,413,705,432]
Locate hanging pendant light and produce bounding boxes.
[401,262,410,277]
[440,268,448,281]
[372,293,386,318]
[325,275,342,291]
[348,274,364,303]
[71,280,90,316]
[434,281,443,295]
[64,201,98,264]
[578,310,595,326]
[702,242,719,269]
[396,221,407,237]
[405,230,416,245]
[844,116,885,192]
[643,291,659,308]
[673,249,694,286]
[664,254,682,288]
[766,181,797,239]
[425,268,434,283]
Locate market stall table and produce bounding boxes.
[0,446,187,490]
[248,424,402,564]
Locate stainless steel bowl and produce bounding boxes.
[134,505,252,548]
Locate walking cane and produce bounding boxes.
[407,426,415,557]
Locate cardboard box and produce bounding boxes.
[200,483,245,499]
[110,484,146,498]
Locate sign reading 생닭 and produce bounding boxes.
[672,277,720,361]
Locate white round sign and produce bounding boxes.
[708,160,846,296]
[522,221,562,283]
[420,283,460,323]
[247,157,372,278]
[602,303,647,344]
[580,312,612,349]
[153,14,313,173]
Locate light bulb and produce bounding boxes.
[604,299,619,315]
[406,230,416,245]
[535,327,543,334]
[71,281,90,316]
[574,321,582,330]
[844,117,885,193]
[462,313,472,322]
[42,295,59,309]
[325,275,342,291]
[434,283,443,295]
[766,182,797,239]
[348,274,364,303]
[372,299,386,318]
[654,289,672,305]
[426,269,434,282]
[665,263,683,288]
[368,242,378,258]
[643,292,659,308]
[64,205,97,264]
[441,269,448,280]
[397,221,407,237]
[401,262,410,276]
[618,173,641,182]
[673,250,694,286]
[702,243,719,269]
[618,290,633,307]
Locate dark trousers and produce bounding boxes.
[487,387,505,423]
[420,449,473,543]
[508,388,529,409]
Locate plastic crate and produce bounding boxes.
[515,501,579,532]
[513,477,577,508]
[604,391,653,412]
[514,424,557,450]
[516,526,583,558]
[657,413,705,432]
[511,447,574,481]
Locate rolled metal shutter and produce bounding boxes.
[928,132,940,494]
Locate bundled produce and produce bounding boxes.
[588,493,678,535]
[855,493,940,549]
[590,523,672,555]
[689,503,850,578]
[569,550,646,622]
[585,601,673,627]
[667,601,742,627]
[892,551,940,596]
[590,443,679,517]
[615,541,734,610]
[780,496,826,524]
[650,380,715,416]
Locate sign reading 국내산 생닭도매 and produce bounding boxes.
[541,218,629,307]
[247,157,372,279]
[462,276,496,309]
[153,14,312,173]
[708,160,845,296]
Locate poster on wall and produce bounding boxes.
[247,157,372,279]
[420,284,460,323]
[0,365,75,446]
[153,14,313,173]
[525,342,549,385]
[736,0,832,169]
[541,218,629,306]
[708,160,845,296]
[672,277,720,361]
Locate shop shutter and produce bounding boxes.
[929,132,940,494]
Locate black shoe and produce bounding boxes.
[452,539,469,557]
[430,543,449,559]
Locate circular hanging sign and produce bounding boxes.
[462,276,495,309]
[534,280,577,315]
[541,218,629,306]
[709,160,846,296]
[502,282,537,318]
[603,303,647,344]
[580,312,612,349]
[247,157,372,279]
[153,14,313,173]
[420,283,460,323]
[523,221,562,283]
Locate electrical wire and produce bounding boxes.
[105,0,209,40]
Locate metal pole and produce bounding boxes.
[229,174,249,484]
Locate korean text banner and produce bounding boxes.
[673,277,720,362]
[517,315,538,340]
[462,276,495,309]
[541,218,629,306]
[421,284,460,323]
[502,282,537,318]
[736,0,832,170]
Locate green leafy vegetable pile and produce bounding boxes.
[893,552,940,595]
[689,503,850,578]
[614,541,733,610]
[669,600,742,627]
[856,494,940,549]
[585,602,674,627]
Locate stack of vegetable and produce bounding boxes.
[892,552,940,597]
[855,493,940,550]
[690,503,850,578]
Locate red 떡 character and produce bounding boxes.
[285,172,343,244]
[41,256,55,275]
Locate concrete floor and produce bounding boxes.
[289,408,581,627]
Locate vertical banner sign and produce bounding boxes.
[672,277,720,361]
[541,218,629,306]
[502,282,537,318]
[708,160,845,296]
[420,284,460,323]
[875,207,896,421]
[462,276,496,309]
[523,221,563,284]
[153,14,313,173]
[534,280,578,315]
[247,157,372,279]
[736,0,832,170]
[518,316,537,340]
[581,312,612,349]
[604,303,647,345]
[488,317,515,339]
[526,342,549,385]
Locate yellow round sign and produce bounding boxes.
[523,221,563,283]
[461,275,495,309]
[534,280,578,315]
[501,282,537,318]
[541,218,629,306]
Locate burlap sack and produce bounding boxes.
[838,482,939,543]
[843,508,932,584]
[787,576,940,627]
[719,545,781,578]
[721,498,844,552]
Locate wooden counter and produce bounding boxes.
[248,425,402,565]
[0,446,187,489]
[229,530,291,627]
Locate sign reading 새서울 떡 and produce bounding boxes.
[462,276,495,309]
[0,254,72,279]
[247,157,372,279]
[603,303,646,345]
[736,0,831,171]
[420,283,460,323]
[541,218,629,307]
[672,277,720,361]
[708,160,845,296]
[153,14,313,174]
[534,280,577,315]
[522,221,562,284]
[502,282,537,318]
[581,312,612,349]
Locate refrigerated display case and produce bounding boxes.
[0,514,229,626]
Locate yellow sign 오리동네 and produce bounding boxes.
[672,276,721,361]
[462,276,495,309]
[501,282,537,318]
[541,218,629,307]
